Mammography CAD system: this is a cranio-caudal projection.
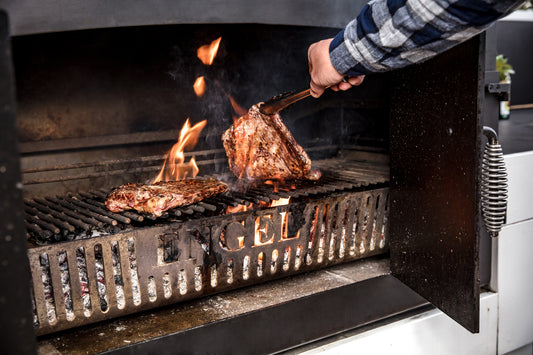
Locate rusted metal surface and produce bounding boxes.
[28,184,390,335]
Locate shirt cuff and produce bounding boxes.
[329,29,372,76]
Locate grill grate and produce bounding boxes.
[24,158,388,245]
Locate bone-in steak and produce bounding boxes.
[105,178,228,216]
[222,104,320,181]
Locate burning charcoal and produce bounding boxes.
[94,244,109,311]
[76,248,92,316]
[57,250,74,320]
[39,253,57,324]
[110,242,125,309]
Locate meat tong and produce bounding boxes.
[258,89,312,115]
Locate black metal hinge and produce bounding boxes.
[486,70,511,101]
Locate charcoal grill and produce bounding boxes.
[0,2,507,353]
[27,162,390,335]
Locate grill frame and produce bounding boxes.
[29,186,390,335]
[0,8,498,353]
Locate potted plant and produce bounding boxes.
[496,54,515,119]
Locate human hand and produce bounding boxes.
[307,38,365,98]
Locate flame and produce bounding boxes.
[264,180,280,193]
[197,37,222,65]
[153,119,207,183]
[270,197,290,207]
[226,94,248,121]
[271,197,291,239]
[226,204,249,214]
[193,76,206,97]
[254,216,273,246]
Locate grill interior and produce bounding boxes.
[11,22,394,338]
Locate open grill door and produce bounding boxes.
[389,36,482,333]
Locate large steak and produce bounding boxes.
[105,178,228,216]
[222,104,320,181]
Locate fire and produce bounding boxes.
[226,204,248,214]
[193,76,206,97]
[197,37,222,65]
[227,94,248,117]
[153,119,207,183]
[194,37,222,97]
[270,197,290,207]
[271,197,291,240]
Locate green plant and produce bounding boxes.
[518,1,532,10]
[496,54,515,82]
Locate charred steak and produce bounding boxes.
[105,178,228,216]
[222,104,321,181]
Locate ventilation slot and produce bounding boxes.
[40,253,57,325]
[110,241,125,309]
[76,247,92,317]
[271,250,279,274]
[127,238,141,306]
[178,269,187,295]
[210,265,217,287]
[163,273,172,299]
[243,255,250,280]
[257,252,265,277]
[57,250,74,321]
[94,244,108,312]
[194,266,202,291]
[147,276,157,302]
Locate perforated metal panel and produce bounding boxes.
[28,188,389,335]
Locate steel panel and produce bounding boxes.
[389,37,482,333]
[0,9,37,354]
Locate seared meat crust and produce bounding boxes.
[105,178,228,216]
[222,104,320,181]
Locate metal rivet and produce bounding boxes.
[5,235,12,242]
[0,166,6,173]
[446,128,453,136]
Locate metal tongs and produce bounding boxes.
[258,88,312,115]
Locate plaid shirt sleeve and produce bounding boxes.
[329,0,523,75]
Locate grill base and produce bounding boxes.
[38,256,419,354]
[29,186,389,335]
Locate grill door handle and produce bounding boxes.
[481,126,508,238]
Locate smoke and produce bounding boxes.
[164,25,342,167]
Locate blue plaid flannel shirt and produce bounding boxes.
[330,0,523,75]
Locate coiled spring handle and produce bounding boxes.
[481,127,508,238]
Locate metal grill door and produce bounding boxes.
[389,36,482,333]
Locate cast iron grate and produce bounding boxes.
[24,158,388,245]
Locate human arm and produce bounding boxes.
[309,0,523,97]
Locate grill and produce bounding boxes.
[0,2,504,353]
[26,157,390,334]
